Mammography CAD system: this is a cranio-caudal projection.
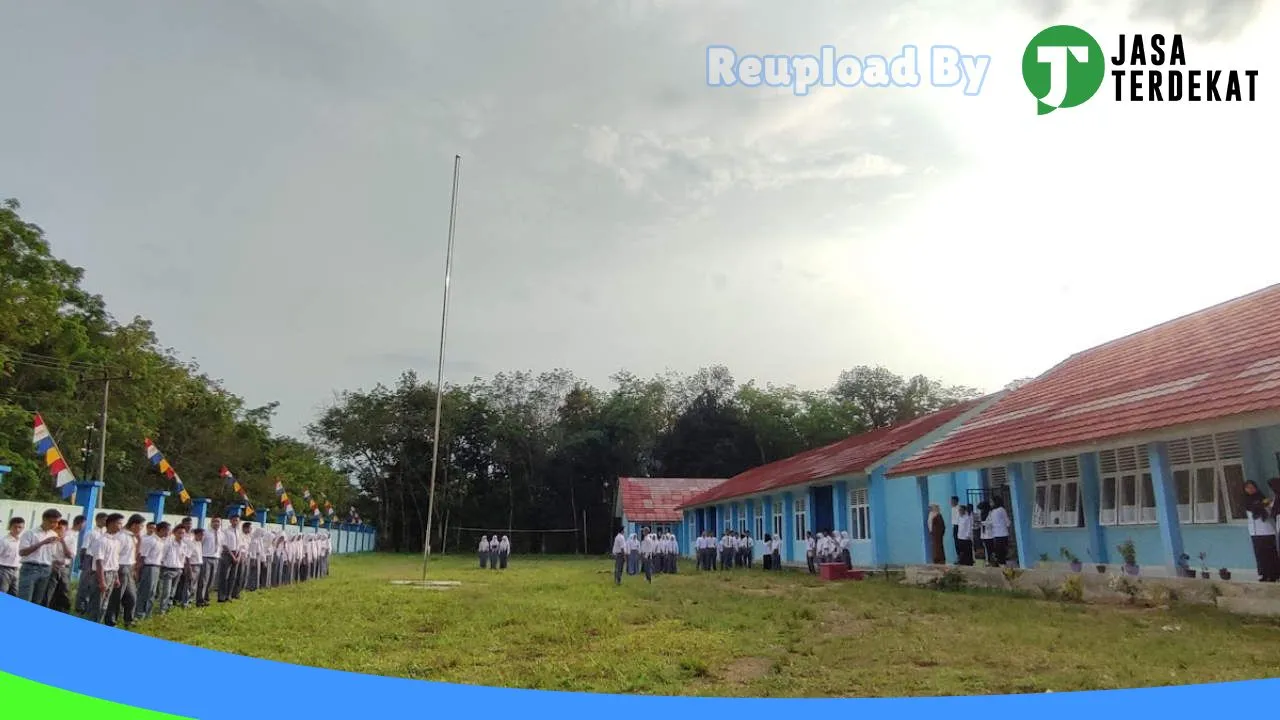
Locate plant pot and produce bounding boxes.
[1199,571,1210,579]
[1219,569,1232,580]
[1179,568,1196,578]
[1122,564,1140,577]
[1095,564,1107,574]
[1069,561,1082,573]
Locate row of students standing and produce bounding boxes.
[941,496,1010,567]
[694,530,776,571]
[477,535,511,570]
[610,528,678,584]
[805,530,852,573]
[1,507,331,627]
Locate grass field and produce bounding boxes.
[137,554,1280,697]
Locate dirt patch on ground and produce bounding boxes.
[820,608,874,636]
[737,586,787,597]
[721,656,773,683]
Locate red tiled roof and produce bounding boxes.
[893,284,1280,476]
[618,477,729,522]
[677,399,987,508]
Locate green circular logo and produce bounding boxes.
[1022,25,1105,115]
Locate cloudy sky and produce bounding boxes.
[2,0,1276,437]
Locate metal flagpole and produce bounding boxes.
[422,154,462,581]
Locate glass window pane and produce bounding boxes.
[1121,475,1137,505]
[1175,470,1192,504]
[1101,477,1117,510]
[1221,464,1246,520]
[1064,482,1079,512]
[1140,473,1156,508]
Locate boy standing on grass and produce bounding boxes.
[106,514,143,628]
[198,518,221,607]
[0,517,22,596]
[234,521,253,598]
[17,508,61,604]
[76,512,108,614]
[137,521,168,619]
[179,529,203,608]
[45,518,75,612]
[88,514,125,624]
[218,515,241,603]
[156,525,187,615]
[611,527,626,585]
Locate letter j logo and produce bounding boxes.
[1022,25,1105,115]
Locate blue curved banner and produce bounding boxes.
[0,593,1274,718]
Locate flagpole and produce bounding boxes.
[422,154,462,581]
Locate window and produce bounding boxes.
[738,516,747,534]
[1032,456,1084,529]
[849,487,870,541]
[1099,433,1246,526]
[793,497,808,541]
[754,514,764,540]
[772,504,783,539]
[985,466,1008,488]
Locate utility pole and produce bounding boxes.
[80,370,132,508]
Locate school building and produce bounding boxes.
[614,476,728,540]
[890,283,1280,577]
[675,396,1000,567]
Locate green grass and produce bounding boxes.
[136,554,1280,697]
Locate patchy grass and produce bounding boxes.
[135,554,1280,697]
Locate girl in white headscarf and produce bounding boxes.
[626,533,640,575]
[670,533,680,574]
[839,530,852,569]
[478,535,490,569]
[488,535,500,570]
[498,535,511,569]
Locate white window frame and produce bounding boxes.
[754,513,764,540]
[793,496,808,541]
[848,487,871,541]
[1032,455,1084,529]
[1099,433,1246,527]
[772,505,783,540]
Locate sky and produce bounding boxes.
[2,0,1277,438]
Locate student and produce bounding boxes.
[87,514,123,623]
[805,532,817,574]
[670,533,680,573]
[17,508,61,604]
[956,505,975,566]
[198,518,222,607]
[743,532,754,569]
[244,527,261,592]
[718,531,730,571]
[977,501,994,566]
[137,521,168,619]
[106,514,143,628]
[0,517,22,596]
[45,518,75,612]
[180,529,204,608]
[770,533,782,570]
[488,535,500,571]
[498,535,510,569]
[611,527,627,586]
[76,512,109,614]
[949,496,962,559]
[639,529,656,583]
[761,533,773,570]
[477,535,489,569]
[1244,480,1280,582]
[172,518,194,604]
[988,496,1011,566]
[218,516,241,603]
[156,525,188,615]
[234,522,254,598]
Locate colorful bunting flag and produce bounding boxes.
[144,438,190,504]
[272,477,296,518]
[220,466,254,516]
[32,414,76,501]
[304,488,320,522]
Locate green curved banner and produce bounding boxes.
[0,670,191,719]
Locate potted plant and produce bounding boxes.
[1198,552,1211,580]
[1039,552,1050,563]
[1176,553,1195,578]
[1087,547,1107,573]
[1116,539,1139,576]
[1060,547,1082,573]
[1219,567,1232,580]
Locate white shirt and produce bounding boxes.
[140,535,166,565]
[1247,509,1277,536]
[220,526,240,556]
[611,533,625,554]
[640,534,656,556]
[161,537,187,569]
[0,534,20,568]
[18,527,56,565]
[838,534,850,551]
[770,538,782,552]
[117,533,139,566]
[50,530,74,566]
[93,532,123,573]
[478,537,489,552]
[499,537,510,553]
[951,505,962,528]
[185,538,203,565]
[805,537,816,555]
[989,507,1011,537]
[957,513,973,538]
[202,529,223,557]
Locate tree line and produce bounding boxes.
[2,198,984,553]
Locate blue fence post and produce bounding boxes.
[256,508,268,526]
[0,465,11,486]
[146,490,169,525]
[228,503,245,520]
[71,481,103,578]
[192,498,211,530]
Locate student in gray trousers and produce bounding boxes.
[197,518,221,607]
[75,513,108,614]
[218,517,241,602]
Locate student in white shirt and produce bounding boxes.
[742,533,754,570]
[770,534,782,570]
[487,535,500,572]
[198,518,222,607]
[625,534,640,575]
[17,508,62,604]
[477,535,490,569]
[232,522,254,598]
[45,518,76,612]
[0,517,23,596]
[498,535,511,570]
[988,496,1012,566]
[179,529,204,608]
[1243,480,1280,582]
[76,512,109,615]
[105,514,143,628]
[88,513,126,624]
[949,496,962,560]
[670,533,681,574]
[156,525,189,615]
[805,532,818,574]
[218,516,242,602]
[136,521,169,619]
[639,530,656,583]
[611,527,627,585]
[955,504,975,566]
[977,502,995,566]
